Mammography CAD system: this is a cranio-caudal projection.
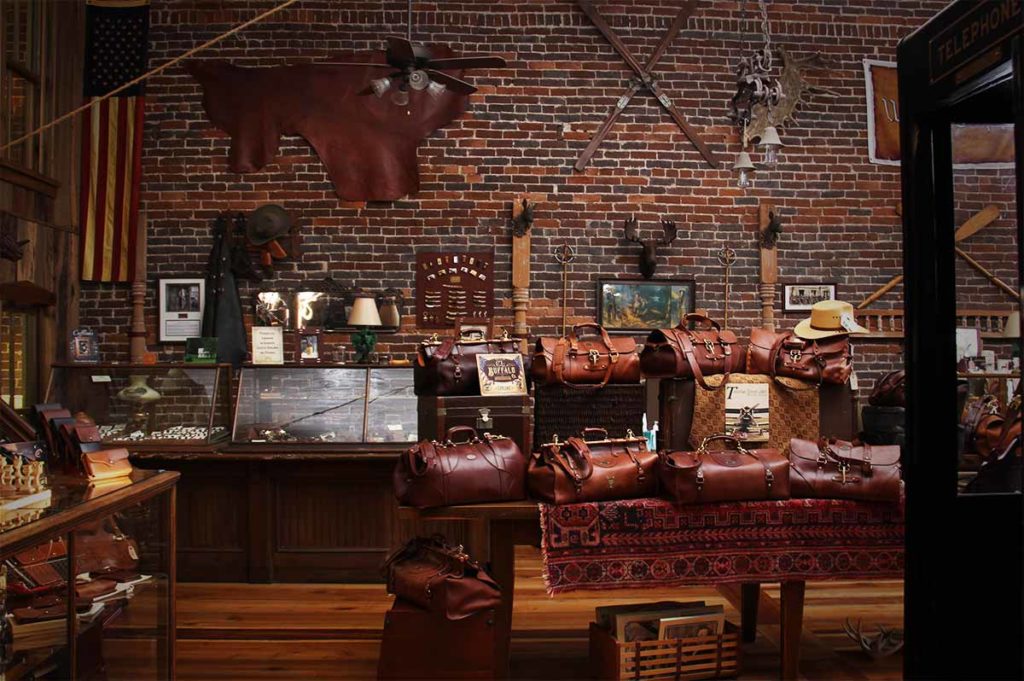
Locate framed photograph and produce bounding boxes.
[185,337,218,364]
[297,329,322,363]
[955,328,982,362]
[657,611,726,641]
[255,291,291,327]
[781,282,837,312]
[597,279,695,334]
[159,278,205,342]
[295,291,326,330]
[68,328,100,364]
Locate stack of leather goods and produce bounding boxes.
[30,404,134,482]
[414,327,522,397]
[378,536,500,679]
[531,323,640,388]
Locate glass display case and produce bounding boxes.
[45,364,232,451]
[232,364,417,446]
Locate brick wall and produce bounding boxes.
[77,0,1017,401]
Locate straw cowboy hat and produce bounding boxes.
[794,300,870,340]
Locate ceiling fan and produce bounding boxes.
[325,2,506,105]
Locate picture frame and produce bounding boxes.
[69,328,100,364]
[657,611,726,641]
[297,329,322,363]
[597,279,695,334]
[295,291,326,330]
[781,282,837,312]
[158,278,205,342]
[255,291,291,328]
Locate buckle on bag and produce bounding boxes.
[703,339,717,356]
[765,468,774,489]
[696,469,705,492]
[588,349,601,365]
[789,349,802,362]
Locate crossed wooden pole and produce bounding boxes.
[574,0,721,171]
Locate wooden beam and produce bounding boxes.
[758,203,778,331]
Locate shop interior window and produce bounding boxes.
[1,0,55,175]
[0,311,33,411]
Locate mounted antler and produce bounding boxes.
[623,215,678,279]
[843,618,904,659]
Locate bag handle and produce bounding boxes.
[553,437,595,483]
[551,337,616,390]
[696,434,750,456]
[677,312,720,332]
[405,441,436,478]
[569,323,612,345]
[581,427,609,442]
[694,435,777,492]
[444,426,479,443]
[767,332,822,391]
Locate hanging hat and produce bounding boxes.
[794,300,870,340]
[246,204,292,246]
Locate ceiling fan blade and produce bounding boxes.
[319,62,393,69]
[425,56,507,70]
[387,36,417,64]
[426,70,477,95]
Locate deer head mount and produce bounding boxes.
[624,215,678,279]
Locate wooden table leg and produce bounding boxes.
[779,580,806,680]
[740,582,760,643]
[489,519,517,680]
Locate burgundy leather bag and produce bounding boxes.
[414,330,521,396]
[393,426,526,508]
[528,428,657,504]
[747,328,853,387]
[660,435,790,504]
[531,324,640,388]
[868,370,905,407]
[382,535,501,620]
[640,314,746,389]
[788,438,901,502]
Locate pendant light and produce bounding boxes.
[759,125,783,165]
[733,149,755,189]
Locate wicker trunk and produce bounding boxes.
[534,383,645,446]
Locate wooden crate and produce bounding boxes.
[590,621,740,681]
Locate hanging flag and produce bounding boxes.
[79,0,149,283]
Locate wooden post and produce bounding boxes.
[510,196,531,353]
[129,212,150,363]
[758,203,778,331]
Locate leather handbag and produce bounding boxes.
[73,519,140,575]
[868,370,905,408]
[531,323,640,388]
[788,438,902,502]
[415,329,521,396]
[660,435,790,504]
[961,394,1004,459]
[747,328,853,387]
[393,426,526,508]
[640,313,746,388]
[81,448,133,482]
[528,428,657,504]
[382,535,501,620]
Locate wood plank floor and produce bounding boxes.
[110,547,904,680]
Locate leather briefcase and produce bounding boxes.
[640,313,746,388]
[81,448,133,482]
[531,323,640,388]
[869,370,905,407]
[528,428,657,504]
[788,438,902,502]
[393,426,527,508]
[660,435,790,504]
[747,328,853,387]
[382,536,501,620]
[415,329,521,396]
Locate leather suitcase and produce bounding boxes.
[418,395,533,456]
[658,378,696,451]
[534,383,645,446]
[378,597,497,680]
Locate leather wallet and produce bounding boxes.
[81,448,133,481]
[15,539,67,566]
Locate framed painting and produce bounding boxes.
[597,279,695,334]
[781,282,837,312]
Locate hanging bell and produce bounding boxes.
[759,126,783,166]
[732,150,756,189]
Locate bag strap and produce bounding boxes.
[767,332,821,391]
[677,312,721,332]
[677,330,727,391]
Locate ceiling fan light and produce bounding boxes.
[370,77,392,98]
[426,80,447,98]
[408,69,430,91]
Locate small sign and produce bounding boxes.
[252,327,285,365]
[725,383,770,443]
[90,375,112,384]
[475,353,527,397]
[69,328,100,364]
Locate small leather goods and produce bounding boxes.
[788,438,902,502]
[414,329,521,397]
[382,535,501,620]
[747,328,853,387]
[81,448,133,481]
[660,435,790,504]
[531,323,640,388]
[393,426,526,508]
[527,428,657,504]
[868,370,905,408]
[640,313,746,388]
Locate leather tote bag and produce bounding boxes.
[415,330,521,396]
[660,435,790,504]
[531,323,640,388]
[788,438,901,502]
[747,328,853,388]
[640,313,746,388]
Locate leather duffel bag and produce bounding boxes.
[530,323,640,388]
[415,330,521,396]
[394,426,526,508]
[788,438,901,502]
[640,313,746,388]
[868,369,905,408]
[747,328,853,387]
[382,535,501,620]
[528,428,657,504]
[660,435,790,504]
[961,394,1004,459]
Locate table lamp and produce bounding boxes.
[348,293,382,363]
[1003,310,1020,338]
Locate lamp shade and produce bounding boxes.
[1004,310,1020,338]
[348,295,382,327]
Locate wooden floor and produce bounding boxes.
[116,547,905,680]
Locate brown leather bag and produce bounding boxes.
[747,328,853,388]
[528,428,657,504]
[530,324,640,388]
[868,370,905,407]
[660,435,790,504]
[414,329,521,396]
[382,535,501,620]
[788,438,902,502]
[640,313,746,389]
[393,426,526,508]
[73,518,140,575]
[962,394,1004,459]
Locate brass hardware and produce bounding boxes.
[789,349,802,361]
[607,475,616,489]
[588,349,600,365]
[696,469,705,492]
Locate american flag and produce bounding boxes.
[79,0,149,282]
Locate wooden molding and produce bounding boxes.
[0,158,61,198]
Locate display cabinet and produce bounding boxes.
[45,363,232,452]
[0,470,178,680]
[231,364,417,447]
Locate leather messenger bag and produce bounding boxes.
[640,313,746,389]
[788,438,901,502]
[531,323,640,388]
[660,435,790,505]
[414,329,521,397]
[747,328,853,388]
[393,426,526,508]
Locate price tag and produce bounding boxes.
[387,424,404,432]
[90,375,112,384]
[850,371,859,391]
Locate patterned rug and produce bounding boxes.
[540,497,904,594]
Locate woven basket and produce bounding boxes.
[590,621,740,680]
[534,383,645,445]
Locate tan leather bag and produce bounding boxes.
[788,438,901,502]
[660,435,790,504]
[530,323,640,388]
[747,328,853,388]
[81,448,133,482]
[528,428,657,504]
[640,313,746,389]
